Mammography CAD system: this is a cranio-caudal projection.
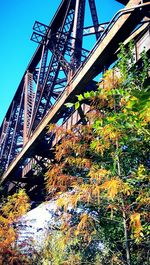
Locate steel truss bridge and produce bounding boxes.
[0,0,150,203]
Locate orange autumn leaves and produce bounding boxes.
[0,189,30,251]
[45,65,149,248]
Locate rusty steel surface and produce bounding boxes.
[0,0,150,201]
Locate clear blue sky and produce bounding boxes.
[0,0,123,126]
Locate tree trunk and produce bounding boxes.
[123,210,131,265]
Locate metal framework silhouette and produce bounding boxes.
[0,0,149,201]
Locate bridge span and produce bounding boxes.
[0,0,150,202]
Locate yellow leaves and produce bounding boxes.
[136,195,150,206]
[0,189,30,255]
[47,123,65,138]
[60,213,72,232]
[130,213,143,241]
[103,124,121,143]
[45,164,60,180]
[107,204,118,219]
[108,98,115,109]
[2,189,30,221]
[125,96,138,109]
[122,183,131,196]
[65,156,91,169]
[56,197,66,209]
[54,126,87,161]
[56,175,132,213]
[111,254,124,265]
[86,110,102,126]
[96,69,122,109]
[140,106,150,123]
[102,69,122,92]
[131,164,150,186]
[89,166,110,183]
[45,165,79,194]
[0,226,16,248]
[44,231,73,265]
[76,213,88,230]
[74,213,95,242]
[56,183,102,211]
[55,234,66,251]
[68,193,81,208]
[93,124,121,155]
[74,183,100,206]
[56,191,80,211]
[71,185,92,206]
[92,140,110,156]
[119,96,127,107]
[100,178,122,200]
[137,164,146,179]
[92,185,101,205]
[100,177,131,200]
[0,215,9,225]
[63,253,81,265]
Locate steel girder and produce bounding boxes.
[1,0,149,201]
[0,0,102,176]
[0,93,24,173]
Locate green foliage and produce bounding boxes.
[43,43,150,264]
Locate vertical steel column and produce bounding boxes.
[29,0,75,130]
[0,119,8,151]
[0,118,10,161]
[30,45,48,129]
[0,102,15,166]
[0,94,24,173]
[36,45,48,90]
[71,0,86,73]
[24,71,34,144]
[88,0,100,40]
[7,91,24,166]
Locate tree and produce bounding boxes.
[43,42,149,265]
[0,189,31,264]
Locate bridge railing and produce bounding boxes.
[69,2,150,86]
